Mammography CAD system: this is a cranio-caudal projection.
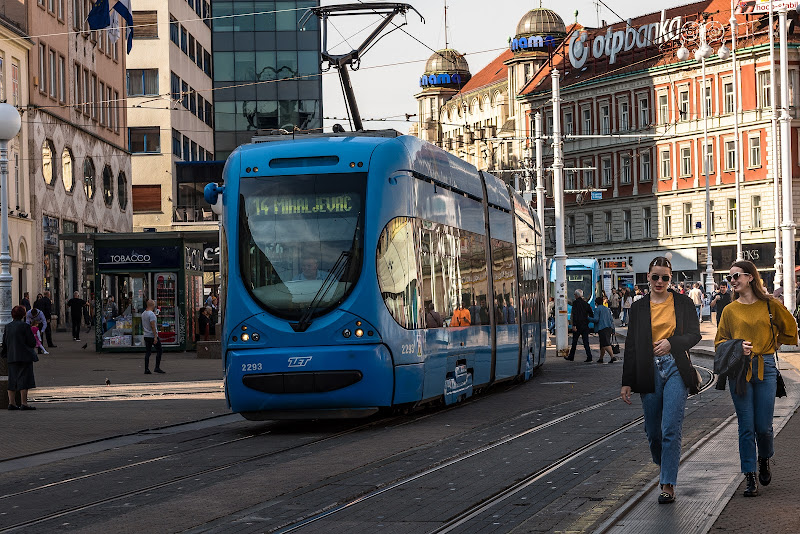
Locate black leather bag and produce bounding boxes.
[611,333,620,354]
[767,300,788,398]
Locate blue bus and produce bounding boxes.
[549,258,602,328]
[206,132,547,419]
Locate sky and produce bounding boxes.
[318,0,697,133]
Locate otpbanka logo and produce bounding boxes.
[288,356,312,367]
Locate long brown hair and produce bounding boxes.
[730,260,771,301]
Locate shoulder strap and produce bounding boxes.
[766,299,780,359]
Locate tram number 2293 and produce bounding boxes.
[241,363,263,371]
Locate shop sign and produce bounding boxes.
[203,243,220,271]
[697,243,775,270]
[186,246,203,272]
[419,72,464,87]
[97,246,180,271]
[736,1,799,14]
[43,216,59,248]
[568,10,683,68]
[509,35,558,52]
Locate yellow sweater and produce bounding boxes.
[714,298,798,380]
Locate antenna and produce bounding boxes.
[300,3,424,132]
[444,0,449,49]
[595,0,601,27]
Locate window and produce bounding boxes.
[133,11,158,38]
[99,82,105,125]
[83,157,95,199]
[620,100,629,131]
[133,185,162,213]
[640,151,651,182]
[42,139,56,185]
[758,71,772,108]
[129,127,161,153]
[189,87,196,115]
[191,140,197,161]
[663,205,672,236]
[752,196,762,228]
[702,82,712,117]
[181,81,189,108]
[180,26,188,53]
[658,93,669,123]
[582,163,593,189]
[188,34,196,62]
[49,49,56,98]
[683,202,693,234]
[58,55,65,102]
[678,89,689,120]
[546,115,553,136]
[73,63,80,109]
[172,129,181,159]
[703,142,714,174]
[102,165,114,207]
[197,95,205,122]
[660,148,671,179]
[639,95,650,127]
[643,207,652,238]
[11,61,19,106]
[586,213,594,243]
[710,200,716,232]
[118,172,128,210]
[564,110,573,135]
[623,210,631,240]
[82,69,89,115]
[680,146,691,177]
[106,86,113,129]
[113,90,119,131]
[203,50,212,76]
[90,74,97,119]
[62,147,74,192]
[205,101,213,127]
[565,170,575,190]
[749,135,761,168]
[602,157,612,186]
[14,152,21,209]
[725,140,736,171]
[195,41,203,68]
[582,107,591,134]
[604,211,612,241]
[38,43,46,94]
[600,104,610,134]
[183,135,190,161]
[127,69,159,96]
[728,198,737,230]
[567,215,575,245]
[170,16,179,44]
[723,81,734,113]
[171,71,180,100]
[621,155,631,184]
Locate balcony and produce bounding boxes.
[174,205,218,223]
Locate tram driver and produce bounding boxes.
[293,257,330,281]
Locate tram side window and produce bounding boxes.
[421,223,450,327]
[515,216,538,324]
[491,239,516,325]
[465,231,489,325]
[376,217,423,329]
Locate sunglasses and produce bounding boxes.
[727,272,749,282]
[650,274,671,282]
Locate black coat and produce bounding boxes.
[1,319,37,363]
[34,297,52,318]
[713,338,746,394]
[571,297,594,329]
[621,289,702,394]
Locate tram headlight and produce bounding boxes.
[241,333,250,342]
[355,329,364,338]
[252,333,260,341]
[342,329,351,338]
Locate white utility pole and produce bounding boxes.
[769,0,783,288]
[779,8,796,311]
[701,45,714,295]
[535,113,545,255]
[731,7,743,261]
[551,69,568,355]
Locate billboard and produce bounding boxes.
[735,1,799,13]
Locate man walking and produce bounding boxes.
[33,291,56,348]
[21,292,31,312]
[142,299,164,374]
[688,282,703,321]
[567,289,595,362]
[66,291,86,341]
[711,281,732,325]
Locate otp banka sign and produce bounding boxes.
[569,10,683,68]
[419,72,464,87]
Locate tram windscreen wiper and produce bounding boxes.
[291,214,361,332]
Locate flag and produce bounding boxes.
[87,0,134,54]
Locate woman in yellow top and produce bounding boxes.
[620,256,701,504]
[714,260,798,497]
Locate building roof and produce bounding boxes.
[515,7,566,37]
[424,48,471,75]
[455,49,513,96]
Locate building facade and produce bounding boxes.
[126,0,216,232]
[211,0,322,161]
[6,0,132,324]
[0,14,35,308]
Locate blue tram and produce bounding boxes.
[207,132,547,419]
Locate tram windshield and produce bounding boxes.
[239,172,367,320]
[566,269,594,304]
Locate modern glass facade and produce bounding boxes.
[212,1,322,159]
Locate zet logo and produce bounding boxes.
[288,356,312,368]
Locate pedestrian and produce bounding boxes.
[197,306,212,341]
[609,289,621,320]
[25,307,48,353]
[567,289,595,362]
[20,291,31,312]
[425,302,444,328]
[66,291,86,341]
[621,289,633,326]
[33,291,56,348]
[503,297,516,325]
[633,286,644,303]
[620,256,701,504]
[689,282,703,321]
[594,296,617,364]
[2,305,39,410]
[142,299,165,374]
[547,296,555,334]
[31,319,48,355]
[714,260,798,497]
[451,300,471,327]
[103,295,118,332]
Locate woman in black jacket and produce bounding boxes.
[2,305,39,410]
[620,256,701,504]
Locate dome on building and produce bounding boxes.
[515,7,566,37]
[423,49,470,75]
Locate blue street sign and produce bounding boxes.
[591,191,602,200]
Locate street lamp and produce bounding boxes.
[676,18,727,295]
[0,103,21,334]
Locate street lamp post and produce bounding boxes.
[0,103,21,334]
[676,18,728,295]
[779,8,796,312]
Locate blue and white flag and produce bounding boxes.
[87,0,134,54]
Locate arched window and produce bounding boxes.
[42,139,56,186]
[83,157,95,199]
[102,165,114,207]
[19,240,27,265]
[62,147,74,192]
[117,171,128,210]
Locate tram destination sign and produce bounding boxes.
[248,193,359,217]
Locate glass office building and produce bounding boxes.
[212,1,322,159]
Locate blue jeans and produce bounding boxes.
[640,353,689,486]
[730,353,777,473]
[621,308,629,324]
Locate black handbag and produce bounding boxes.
[611,333,620,354]
[766,300,788,398]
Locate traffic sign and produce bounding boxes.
[590,191,602,200]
